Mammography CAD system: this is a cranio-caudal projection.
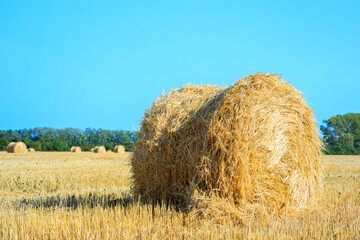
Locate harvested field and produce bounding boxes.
[0,152,359,239]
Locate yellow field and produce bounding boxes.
[0,152,359,239]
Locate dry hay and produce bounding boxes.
[6,142,27,153]
[131,73,323,223]
[90,148,95,152]
[94,146,106,153]
[114,145,125,153]
[71,146,81,153]
[28,148,36,152]
[107,150,112,153]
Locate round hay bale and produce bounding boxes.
[6,142,27,153]
[71,146,81,153]
[131,73,322,223]
[94,146,106,153]
[90,148,95,152]
[107,150,112,153]
[113,145,125,153]
[28,148,36,152]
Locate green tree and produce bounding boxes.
[105,144,115,151]
[321,113,360,155]
[82,144,95,151]
[0,138,9,151]
[30,141,42,151]
[41,138,69,151]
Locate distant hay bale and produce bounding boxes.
[131,73,323,223]
[6,142,27,153]
[71,146,81,153]
[28,148,35,152]
[90,148,95,152]
[113,145,125,153]
[107,150,112,153]
[94,146,106,153]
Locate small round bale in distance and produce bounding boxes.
[90,148,95,152]
[113,145,125,153]
[94,146,106,153]
[71,146,81,153]
[6,142,27,153]
[131,73,323,223]
[28,148,36,152]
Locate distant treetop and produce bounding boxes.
[321,113,360,155]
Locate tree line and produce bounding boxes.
[0,113,359,154]
[0,127,137,152]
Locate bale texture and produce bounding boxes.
[114,145,125,153]
[6,142,27,153]
[94,146,106,153]
[28,148,36,152]
[71,146,81,153]
[131,73,323,223]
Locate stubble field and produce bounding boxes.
[0,152,359,239]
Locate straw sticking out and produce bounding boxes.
[131,73,323,223]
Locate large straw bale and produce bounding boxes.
[71,146,81,153]
[131,73,322,223]
[6,142,27,153]
[114,145,125,153]
[94,146,106,153]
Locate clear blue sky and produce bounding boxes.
[1,1,359,131]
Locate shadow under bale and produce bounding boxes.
[16,192,133,210]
